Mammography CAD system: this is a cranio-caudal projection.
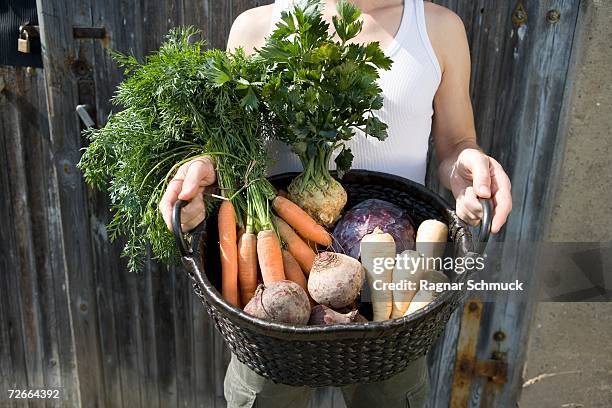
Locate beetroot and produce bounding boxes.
[309,305,368,325]
[332,199,416,259]
[243,281,311,325]
[307,252,364,309]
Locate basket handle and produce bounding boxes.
[172,199,192,257]
[473,198,492,254]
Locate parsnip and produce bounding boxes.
[403,270,449,316]
[404,290,435,316]
[390,250,424,318]
[416,219,448,260]
[360,227,395,321]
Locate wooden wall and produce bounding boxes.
[0,0,581,407]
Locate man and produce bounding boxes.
[159,1,512,407]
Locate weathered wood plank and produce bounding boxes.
[137,265,161,408]
[0,269,17,408]
[191,292,217,408]
[426,306,463,408]
[209,0,234,49]
[16,68,68,404]
[1,65,79,406]
[148,261,178,407]
[213,322,232,407]
[172,266,195,407]
[2,67,46,402]
[36,0,109,405]
[0,72,28,404]
[89,242,124,408]
[111,257,144,408]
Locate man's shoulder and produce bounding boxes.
[234,4,275,26]
[423,2,466,36]
[423,2,468,72]
[227,4,275,53]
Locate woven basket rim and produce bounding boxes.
[182,170,474,339]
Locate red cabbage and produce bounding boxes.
[332,199,416,259]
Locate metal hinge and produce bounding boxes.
[450,298,509,407]
[456,352,508,385]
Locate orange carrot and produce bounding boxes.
[272,196,332,246]
[256,230,285,285]
[281,249,316,307]
[273,216,316,275]
[238,232,258,306]
[237,227,245,244]
[281,249,307,292]
[219,200,239,308]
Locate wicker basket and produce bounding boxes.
[173,170,490,387]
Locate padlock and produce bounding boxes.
[18,30,30,53]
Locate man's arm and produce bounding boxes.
[426,4,512,233]
[427,6,479,186]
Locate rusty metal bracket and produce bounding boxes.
[473,354,507,384]
[450,298,508,407]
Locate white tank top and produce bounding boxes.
[267,0,441,185]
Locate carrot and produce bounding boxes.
[272,196,332,246]
[236,227,245,244]
[219,200,239,308]
[256,230,285,284]
[238,232,258,306]
[282,249,315,307]
[281,249,308,292]
[273,216,316,275]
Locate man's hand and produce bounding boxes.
[158,157,216,232]
[450,149,512,234]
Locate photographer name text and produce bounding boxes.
[372,279,525,292]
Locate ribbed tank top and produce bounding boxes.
[266,0,441,185]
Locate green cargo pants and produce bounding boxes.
[224,355,430,408]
